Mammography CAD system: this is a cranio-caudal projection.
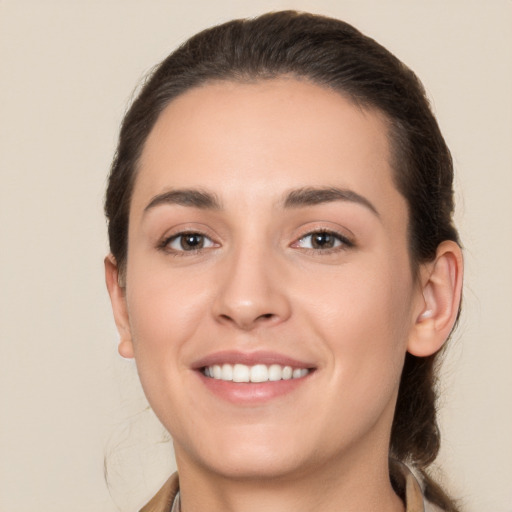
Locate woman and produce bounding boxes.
[104,11,463,512]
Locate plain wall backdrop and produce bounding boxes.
[1,1,511,511]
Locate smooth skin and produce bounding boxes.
[106,78,463,512]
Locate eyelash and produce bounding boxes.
[158,231,217,256]
[292,230,354,254]
[158,229,354,256]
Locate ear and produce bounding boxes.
[408,240,463,357]
[104,254,134,359]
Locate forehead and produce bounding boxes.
[132,78,403,220]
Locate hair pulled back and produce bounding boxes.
[105,11,460,510]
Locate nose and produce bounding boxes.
[212,243,292,331]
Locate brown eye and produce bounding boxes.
[166,233,215,252]
[295,230,352,251]
[181,234,204,250]
[311,232,337,249]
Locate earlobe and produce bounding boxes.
[408,241,463,357]
[104,254,135,359]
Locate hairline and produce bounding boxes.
[117,74,420,279]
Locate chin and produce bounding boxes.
[201,451,309,482]
[176,426,313,481]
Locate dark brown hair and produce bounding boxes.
[105,11,460,510]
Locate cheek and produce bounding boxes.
[125,259,212,367]
[123,263,216,434]
[297,257,414,386]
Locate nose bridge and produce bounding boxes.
[213,232,290,329]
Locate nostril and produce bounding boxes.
[217,311,276,330]
[258,313,274,320]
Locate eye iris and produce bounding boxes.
[311,232,335,249]
[181,234,204,250]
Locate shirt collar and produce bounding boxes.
[141,463,429,512]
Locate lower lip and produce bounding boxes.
[196,372,312,404]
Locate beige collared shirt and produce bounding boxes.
[140,464,442,512]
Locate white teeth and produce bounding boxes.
[204,363,310,382]
[250,364,268,383]
[212,364,222,379]
[268,364,283,381]
[282,366,293,380]
[233,363,250,382]
[221,363,233,381]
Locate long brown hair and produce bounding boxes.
[105,11,461,510]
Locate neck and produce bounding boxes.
[175,446,405,512]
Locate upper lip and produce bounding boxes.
[191,350,316,370]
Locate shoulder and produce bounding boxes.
[425,503,445,512]
[139,473,179,512]
[140,467,446,512]
[391,459,448,512]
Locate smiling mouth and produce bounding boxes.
[202,363,311,383]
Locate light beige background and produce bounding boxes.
[1,1,511,511]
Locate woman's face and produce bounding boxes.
[113,78,426,480]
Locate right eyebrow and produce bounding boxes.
[282,186,380,218]
[143,188,222,213]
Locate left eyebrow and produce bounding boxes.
[143,188,222,213]
[282,186,380,218]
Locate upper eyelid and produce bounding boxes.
[298,229,349,239]
[294,226,354,243]
[156,224,355,250]
[165,230,213,241]
[159,224,218,242]
[158,230,218,252]
[293,230,353,247]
